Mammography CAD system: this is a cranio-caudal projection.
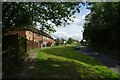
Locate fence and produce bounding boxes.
[2,34,27,76]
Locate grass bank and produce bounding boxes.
[35,45,120,79]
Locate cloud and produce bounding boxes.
[69,33,83,41]
[50,5,90,41]
[51,15,85,41]
[51,31,83,41]
[51,31,67,39]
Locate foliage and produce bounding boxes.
[83,2,120,50]
[80,39,83,44]
[60,38,66,44]
[67,37,73,44]
[35,46,120,78]
[2,2,81,34]
[55,38,60,46]
[18,36,28,58]
[55,38,66,46]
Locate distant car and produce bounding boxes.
[75,46,80,50]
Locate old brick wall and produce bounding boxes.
[5,30,26,38]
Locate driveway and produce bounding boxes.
[77,46,120,74]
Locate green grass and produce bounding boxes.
[35,45,120,79]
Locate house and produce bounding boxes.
[2,27,55,75]
[42,33,55,47]
[5,27,55,51]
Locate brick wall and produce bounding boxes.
[5,29,43,52]
[25,30,34,41]
[45,37,55,46]
[38,35,43,48]
[25,31,43,51]
[5,30,26,38]
[5,29,54,50]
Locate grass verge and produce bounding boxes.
[35,45,120,79]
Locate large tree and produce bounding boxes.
[2,2,82,34]
[83,2,120,49]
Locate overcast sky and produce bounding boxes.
[51,4,90,41]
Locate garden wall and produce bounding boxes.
[2,34,27,76]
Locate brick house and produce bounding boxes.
[5,28,55,51]
[41,31,55,47]
[46,37,55,46]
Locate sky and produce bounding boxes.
[51,4,90,41]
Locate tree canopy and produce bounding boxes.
[67,37,73,44]
[2,2,82,33]
[83,2,120,50]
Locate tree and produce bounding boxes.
[60,38,66,44]
[67,38,73,44]
[83,2,120,49]
[2,2,81,34]
[80,40,83,44]
[55,38,60,46]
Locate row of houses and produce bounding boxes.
[3,27,56,75]
[4,27,55,52]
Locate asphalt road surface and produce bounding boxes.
[77,46,120,74]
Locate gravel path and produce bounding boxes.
[77,46,120,74]
[3,49,40,79]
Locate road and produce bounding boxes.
[77,46,120,74]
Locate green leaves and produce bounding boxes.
[83,2,120,49]
[67,38,73,44]
[3,2,82,33]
